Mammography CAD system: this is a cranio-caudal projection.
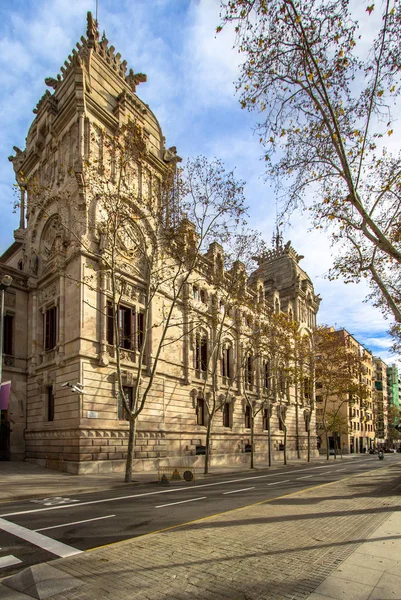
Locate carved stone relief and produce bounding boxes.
[38,280,60,305]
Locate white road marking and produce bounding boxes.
[297,475,313,480]
[35,514,116,532]
[0,518,82,558]
[0,555,22,568]
[0,458,373,518]
[335,468,347,472]
[267,480,290,486]
[223,487,255,495]
[155,497,207,509]
[31,497,79,506]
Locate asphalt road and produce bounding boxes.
[0,454,400,578]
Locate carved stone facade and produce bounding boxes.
[1,14,320,473]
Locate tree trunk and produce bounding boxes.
[250,415,255,469]
[268,410,272,467]
[295,402,300,459]
[125,416,137,483]
[204,415,212,475]
[283,425,287,466]
[307,426,311,463]
[325,426,330,460]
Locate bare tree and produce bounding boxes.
[220,0,401,344]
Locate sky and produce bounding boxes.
[0,0,398,367]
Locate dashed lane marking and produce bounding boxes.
[155,497,207,509]
[223,487,255,495]
[35,514,116,532]
[267,480,290,486]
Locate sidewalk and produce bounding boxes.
[0,454,360,503]
[306,509,401,599]
[0,459,400,599]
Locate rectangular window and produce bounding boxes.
[193,285,199,300]
[45,306,57,351]
[196,335,208,373]
[3,314,13,355]
[47,386,54,422]
[262,408,270,431]
[223,402,230,428]
[107,303,134,350]
[245,405,251,429]
[196,397,206,426]
[118,386,133,420]
[118,306,132,349]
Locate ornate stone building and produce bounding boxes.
[0,14,320,473]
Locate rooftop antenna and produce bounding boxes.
[271,198,283,250]
[96,0,99,27]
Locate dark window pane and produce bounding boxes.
[45,307,57,351]
[47,386,54,422]
[223,403,230,427]
[3,314,13,355]
[196,397,205,426]
[245,405,251,429]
